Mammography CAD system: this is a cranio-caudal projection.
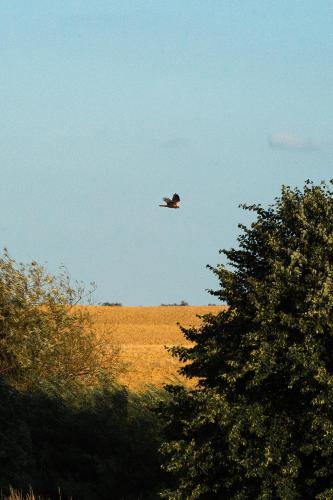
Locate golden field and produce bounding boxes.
[83,305,223,390]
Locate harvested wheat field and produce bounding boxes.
[84,305,223,390]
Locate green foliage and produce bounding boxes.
[0,250,171,498]
[160,300,189,306]
[160,181,333,498]
[0,250,117,396]
[101,302,123,306]
[0,377,168,499]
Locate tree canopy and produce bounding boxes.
[0,249,118,396]
[160,181,333,499]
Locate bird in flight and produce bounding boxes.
[159,193,180,209]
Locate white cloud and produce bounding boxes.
[268,132,318,151]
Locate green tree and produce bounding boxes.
[160,181,333,499]
[0,249,118,396]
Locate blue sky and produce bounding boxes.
[1,1,333,304]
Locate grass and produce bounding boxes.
[1,487,62,500]
[80,305,223,390]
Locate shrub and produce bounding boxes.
[0,250,169,498]
[0,249,118,396]
[0,378,168,499]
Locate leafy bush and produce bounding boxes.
[0,249,118,396]
[0,378,168,499]
[0,250,171,498]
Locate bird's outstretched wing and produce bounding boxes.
[159,193,181,208]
